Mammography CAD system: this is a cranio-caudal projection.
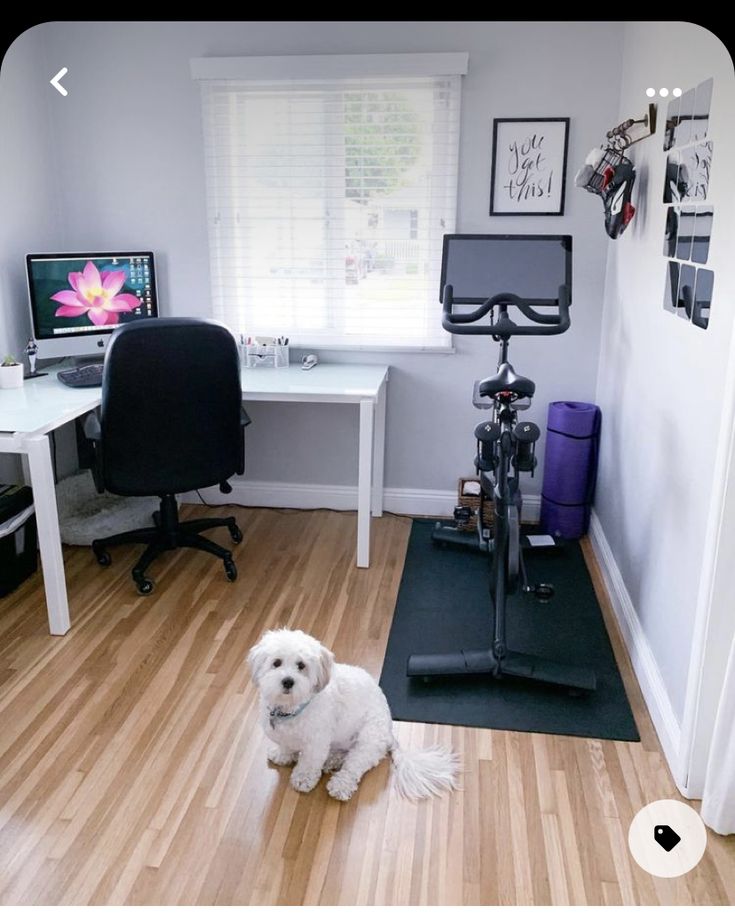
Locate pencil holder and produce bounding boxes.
[244,344,290,369]
[273,344,289,369]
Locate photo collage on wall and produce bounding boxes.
[662,78,714,329]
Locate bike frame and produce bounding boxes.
[478,318,526,665]
[406,269,597,693]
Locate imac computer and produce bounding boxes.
[26,251,159,359]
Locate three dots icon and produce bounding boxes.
[647,87,682,98]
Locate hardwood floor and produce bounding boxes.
[0,506,733,904]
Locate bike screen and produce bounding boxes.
[440,234,572,305]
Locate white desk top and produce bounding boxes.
[242,363,388,402]
[0,371,102,436]
[0,363,389,436]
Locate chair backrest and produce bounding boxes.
[99,318,243,496]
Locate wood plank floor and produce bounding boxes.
[0,506,733,904]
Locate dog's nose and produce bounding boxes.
[282,677,295,691]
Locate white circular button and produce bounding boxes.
[628,800,707,878]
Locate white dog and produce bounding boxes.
[247,628,459,801]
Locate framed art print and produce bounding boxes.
[490,117,570,215]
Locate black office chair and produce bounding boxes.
[84,317,251,595]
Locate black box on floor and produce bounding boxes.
[0,484,38,597]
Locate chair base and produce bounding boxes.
[92,494,242,594]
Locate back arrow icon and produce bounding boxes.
[50,68,68,96]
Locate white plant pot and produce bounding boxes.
[0,363,24,389]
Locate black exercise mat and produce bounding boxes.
[379,519,639,741]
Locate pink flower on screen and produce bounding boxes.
[51,260,139,326]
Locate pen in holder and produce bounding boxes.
[244,342,290,369]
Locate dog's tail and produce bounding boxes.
[389,740,460,800]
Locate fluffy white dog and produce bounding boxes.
[248,628,459,801]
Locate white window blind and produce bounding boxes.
[196,61,463,349]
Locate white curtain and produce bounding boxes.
[700,631,735,834]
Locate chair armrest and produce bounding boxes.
[82,410,105,493]
[83,410,102,440]
[236,407,251,477]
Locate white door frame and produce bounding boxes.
[678,320,735,797]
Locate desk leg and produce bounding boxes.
[20,453,32,485]
[357,399,374,568]
[371,383,386,518]
[26,434,70,636]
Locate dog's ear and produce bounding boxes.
[314,644,334,693]
[247,638,268,685]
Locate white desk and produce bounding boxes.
[0,363,388,635]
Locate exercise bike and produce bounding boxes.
[407,235,597,694]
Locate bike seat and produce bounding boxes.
[478,362,536,399]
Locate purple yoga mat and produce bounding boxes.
[540,401,601,539]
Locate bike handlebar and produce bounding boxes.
[441,285,571,336]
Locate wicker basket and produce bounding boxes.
[456,476,494,531]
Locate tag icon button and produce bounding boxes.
[629,800,706,877]
[654,824,681,853]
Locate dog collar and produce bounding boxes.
[268,698,313,727]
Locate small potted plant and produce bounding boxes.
[0,355,24,389]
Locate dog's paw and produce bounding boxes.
[267,746,297,766]
[290,767,321,793]
[323,751,346,773]
[326,771,359,801]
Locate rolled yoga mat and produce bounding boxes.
[540,401,601,539]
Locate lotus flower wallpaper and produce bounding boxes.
[51,261,140,327]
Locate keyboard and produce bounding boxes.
[57,364,105,388]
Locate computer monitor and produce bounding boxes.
[440,234,572,305]
[26,251,159,358]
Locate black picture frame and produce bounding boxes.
[490,117,570,216]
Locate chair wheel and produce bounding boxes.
[135,577,154,595]
[229,524,243,544]
[94,549,111,567]
[224,560,238,582]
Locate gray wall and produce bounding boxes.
[595,22,735,722]
[2,20,623,494]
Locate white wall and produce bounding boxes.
[0,28,63,356]
[0,28,65,480]
[593,22,735,769]
[3,20,623,498]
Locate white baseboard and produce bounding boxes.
[588,510,682,784]
[182,479,541,522]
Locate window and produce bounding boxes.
[194,54,465,349]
